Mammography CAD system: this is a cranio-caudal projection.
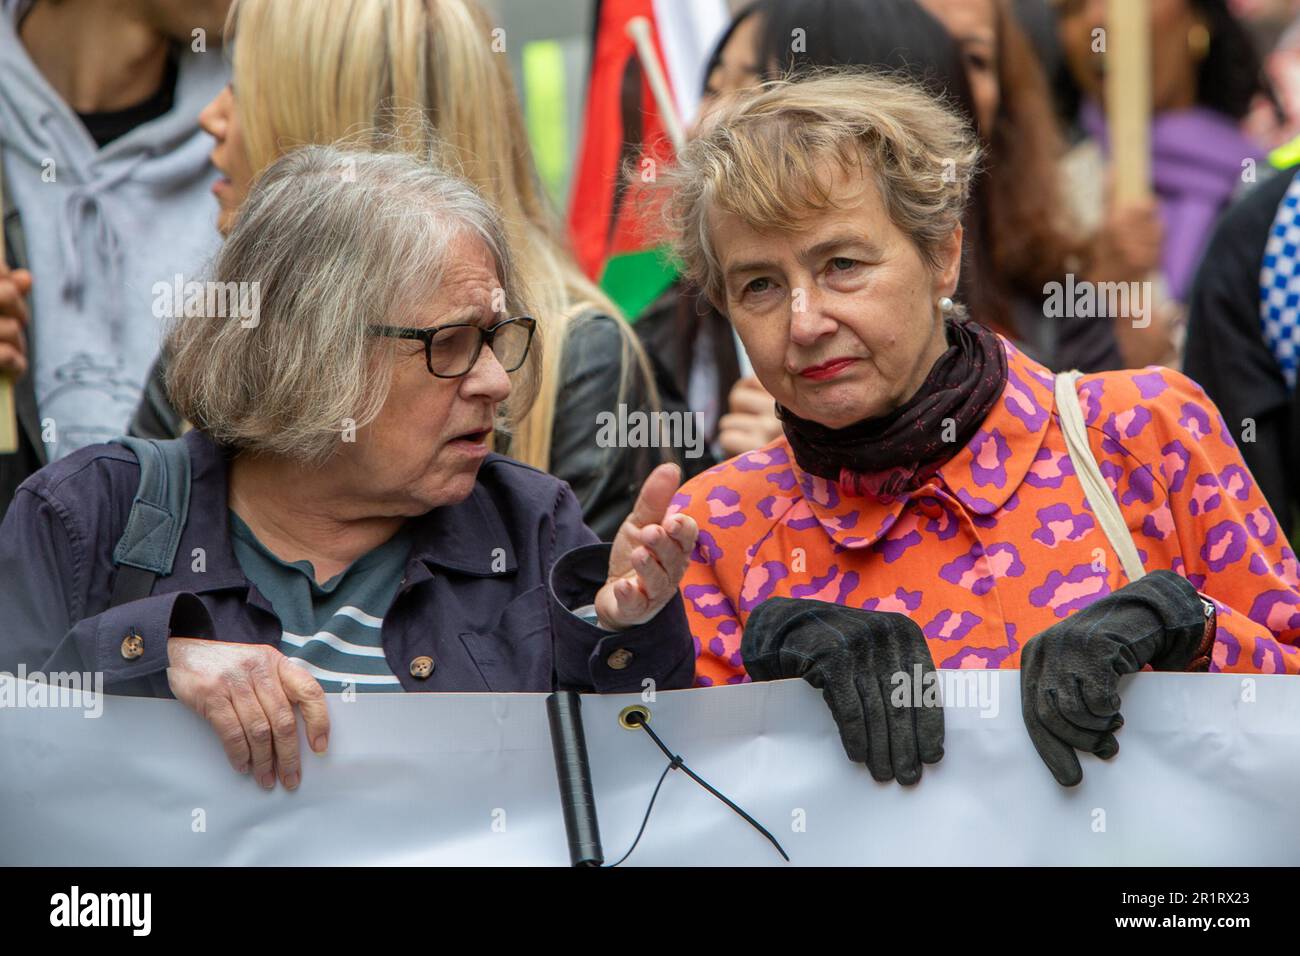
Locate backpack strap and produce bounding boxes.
[108,435,192,607]
[1054,371,1146,584]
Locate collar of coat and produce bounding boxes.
[789,337,1061,550]
[162,429,521,598]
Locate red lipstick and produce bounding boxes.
[799,358,859,381]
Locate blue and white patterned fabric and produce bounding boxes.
[1260,168,1300,392]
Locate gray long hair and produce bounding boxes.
[165,144,538,462]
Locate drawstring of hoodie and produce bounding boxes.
[43,112,153,347]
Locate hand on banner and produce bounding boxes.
[0,262,32,378]
[1020,570,1214,787]
[166,637,330,790]
[596,462,697,630]
[742,597,946,785]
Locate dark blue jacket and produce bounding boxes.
[0,430,695,696]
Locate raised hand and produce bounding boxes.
[595,462,697,630]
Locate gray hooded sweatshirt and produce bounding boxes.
[0,0,226,459]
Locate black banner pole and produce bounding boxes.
[546,690,604,867]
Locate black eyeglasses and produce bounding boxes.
[371,316,536,378]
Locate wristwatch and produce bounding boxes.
[1188,594,1217,672]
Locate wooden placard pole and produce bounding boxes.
[0,169,17,455]
[1105,0,1152,203]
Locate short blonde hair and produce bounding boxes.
[165,145,530,463]
[664,69,982,305]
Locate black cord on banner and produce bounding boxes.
[606,711,790,866]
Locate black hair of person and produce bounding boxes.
[749,0,1009,336]
[702,1,762,92]
[1052,0,1276,128]
[754,0,980,119]
[1190,0,1272,121]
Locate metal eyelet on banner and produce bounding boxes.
[618,704,650,730]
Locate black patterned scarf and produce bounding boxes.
[777,319,1008,502]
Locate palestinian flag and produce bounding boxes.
[568,0,728,320]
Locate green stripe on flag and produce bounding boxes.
[599,247,681,321]
[522,40,567,202]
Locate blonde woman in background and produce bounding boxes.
[131,0,667,539]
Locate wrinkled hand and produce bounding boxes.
[743,597,945,785]
[1020,570,1209,787]
[0,263,32,378]
[717,376,783,457]
[595,462,697,630]
[167,637,330,790]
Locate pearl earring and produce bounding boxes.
[938,296,954,313]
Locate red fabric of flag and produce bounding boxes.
[568,0,678,280]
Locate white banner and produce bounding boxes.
[1,672,1298,865]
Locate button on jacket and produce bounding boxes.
[0,429,694,696]
[669,337,1300,686]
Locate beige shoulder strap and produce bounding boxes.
[1053,371,1146,583]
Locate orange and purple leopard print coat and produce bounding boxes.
[669,338,1300,686]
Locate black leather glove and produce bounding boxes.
[1020,569,1214,787]
[742,597,944,785]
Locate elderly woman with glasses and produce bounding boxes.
[0,146,697,792]
[663,71,1300,788]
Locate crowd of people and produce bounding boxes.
[1,0,1299,793]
